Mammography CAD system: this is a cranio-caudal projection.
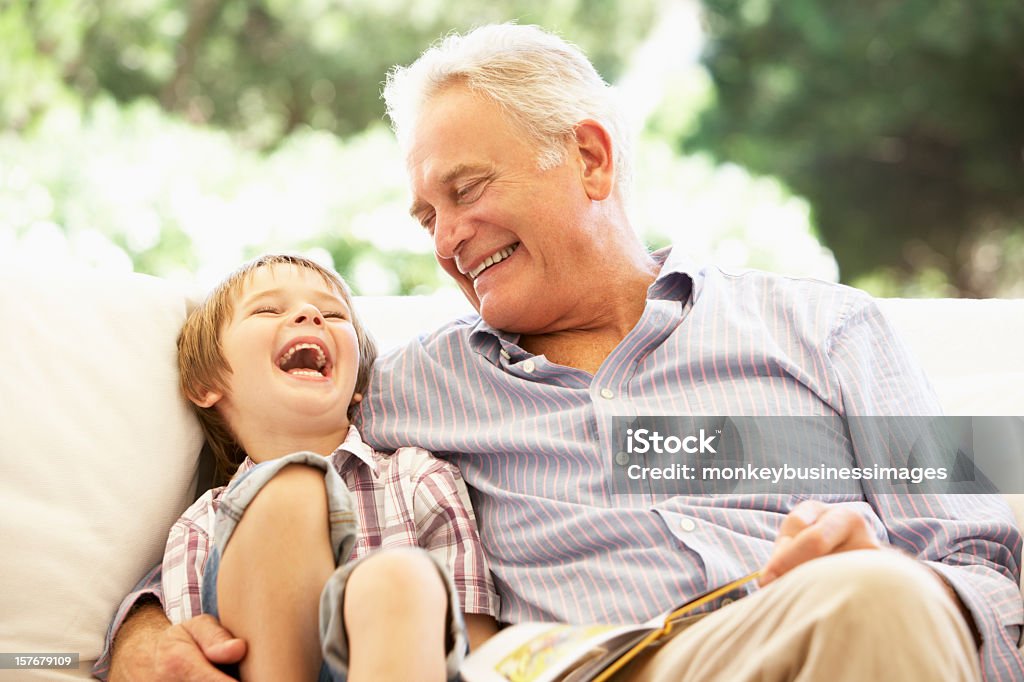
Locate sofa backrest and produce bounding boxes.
[0,270,1021,677]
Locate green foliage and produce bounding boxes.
[1,0,676,293]
[686,0,1024,296]
[2,0,658,147]
[0,98,440,293]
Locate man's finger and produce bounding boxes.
[181,615,246,663]
[774,499,828,540]
[761,506,858,584]
[154,625,241,682]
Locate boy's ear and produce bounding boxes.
[191,389,223,409]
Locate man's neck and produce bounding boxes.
[520,331,626,375]
[519,259,660,375]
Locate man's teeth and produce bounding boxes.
[277,343,327,370]
[468,244,518,280]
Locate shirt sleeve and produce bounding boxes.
[403,449,500,618]
[161,516,212,624]
[91,563,163,680]
[828,298,1024,681]
[92,489,218,680]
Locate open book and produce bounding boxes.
[462,572,761,682]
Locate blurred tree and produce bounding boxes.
[685,0,1024,296]
[2,0,658,147]
[1,0,661,291]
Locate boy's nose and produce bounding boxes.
[292,305,323,326]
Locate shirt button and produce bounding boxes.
[522,359,536,374]
[600,388,614,400]
[679,518,696,532]
[615,451,630,466]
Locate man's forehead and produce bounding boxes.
[404,86,497,168]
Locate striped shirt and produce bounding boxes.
[94,427,497,678]
[359,248,1024,681]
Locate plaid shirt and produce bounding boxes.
[94,426,497,679]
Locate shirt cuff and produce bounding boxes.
[92,564,164,680]
[925,560,1024,681]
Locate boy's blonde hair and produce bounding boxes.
[178,254,377,486]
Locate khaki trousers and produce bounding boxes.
[618,550,981,682]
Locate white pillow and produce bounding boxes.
[0,267,203,678]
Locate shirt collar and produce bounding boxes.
[466,245,701,354]
[233,424,378,478]
[649,246,701,302]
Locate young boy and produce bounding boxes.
[161,254,499,682]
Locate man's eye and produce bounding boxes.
[420,212,435,233]
[456,180,485,203]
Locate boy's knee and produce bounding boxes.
[345,549,447,617]
[241,464,329,524]
[348,548,446,596]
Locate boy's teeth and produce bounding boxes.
[288,369,324,377]
[277,343,327,370]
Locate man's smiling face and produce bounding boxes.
[406,85,606,336]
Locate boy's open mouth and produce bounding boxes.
[275,338,332,378]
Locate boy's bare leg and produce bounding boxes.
[343,549,450,682]
[216,464,335,682]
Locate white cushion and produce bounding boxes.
[877,298,1024,415]
[0,267,203,677]
[880,298,1024,593]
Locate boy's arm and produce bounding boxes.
[406,449,502,621]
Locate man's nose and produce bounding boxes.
[292,304,323,327]
[433,209,471,262]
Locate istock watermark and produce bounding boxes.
[608,416,1024,496]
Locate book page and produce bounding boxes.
[463,572,762,682]
[461,622,651,682]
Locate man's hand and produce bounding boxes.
[760,500,883,586]
[759,500,982,646]
[110,602,246,682]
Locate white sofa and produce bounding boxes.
[1,267,1022,679]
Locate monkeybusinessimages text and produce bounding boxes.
[622,428,950,486]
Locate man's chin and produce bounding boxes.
[457,280,482,313]
[476,296,539,335]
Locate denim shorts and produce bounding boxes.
[200,451,465,681]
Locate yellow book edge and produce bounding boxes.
[590,570,762,682]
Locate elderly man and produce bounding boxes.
[104,24,1021,681]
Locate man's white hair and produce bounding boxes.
[383,23,632,193]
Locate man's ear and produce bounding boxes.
[191,389,223,409]
[573,119,615,201]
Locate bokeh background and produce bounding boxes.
[2,0,1022,296]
